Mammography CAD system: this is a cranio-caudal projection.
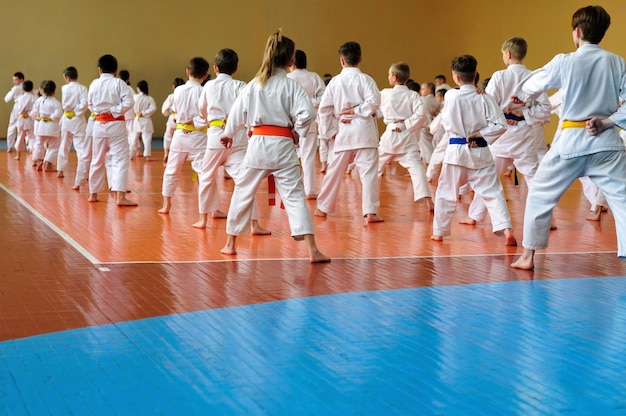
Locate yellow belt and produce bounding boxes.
[36,116,53,122]
[561,120,587,129]
[209,119,225,128]
[90,113,96,119]
[135,113,142,118]
[64,111,75,118]
[176,122,207,133]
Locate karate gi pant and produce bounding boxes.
[579,176,606,211]
[58,130,83,173]
[296,121,319,196]
[33,135,60,164]
[89,134,131,193]
[379,147,431,201]
[467,154,538,222]
[6,113,18,151]
[317,147,380,216]
[73,133,92,188]
[433,163,512,237]
[15,128,33,153]
[161,148,204,197]
[226,164,313,237]
[522,149,626,258]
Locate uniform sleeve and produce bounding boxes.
[353,75,380,118]
[223,84,249,139]
[479,95,508,144]
[291,81,315,139]
[404,93,428,134]
[318,80,337,139]
[609,65,626,129]
[75,86,89,117]
[514,55,564,103]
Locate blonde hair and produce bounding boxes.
[501,37,527,60]
[390,62,410,84]
[255,30,295,85]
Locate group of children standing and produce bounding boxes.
[4,5,626,268]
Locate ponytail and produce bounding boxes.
[255,29,295,85]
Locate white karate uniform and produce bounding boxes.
[467,64,551,222]
[87,73,134,193]
[223,68,315,237]
[31,95,62,163]
[4,83,23,151]
[317,66,381,216]
[378,85,430,201]
[197,73,251,216]
[515,44,626,257]
[161,92,176,151]
[418,93,441,163]
[161,80,206,198]
[14,92,36,152]
[132,92,156,157]
[287,68,326,196]
[432,84,510,237]
[59,81,88,173]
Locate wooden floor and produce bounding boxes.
[0,146,626,412]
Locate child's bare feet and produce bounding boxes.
[306,194,318,200]
[550,222,557,230]
[459,216,477,225]
[88,193,99,202]
[220,235,237,255]
[211,210,227,219]
[158,197,171,214]
[424,197,434,212]
[431,235,443,241]
[251,221,271,236]
[71,185,80,191]
[304,235,331,263]
[57,171,64,178]
[117,192,138,207]
[365,213,384,223]
[319,162,327,174]
[511,249,535,270]
[586,205,603,221]
[43,162,56,172]
[314,208,327,217]
[503,229,517,246]
[14,152,20,160]
[192,214,208,229]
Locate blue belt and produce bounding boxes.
[505,113,525,121]
[449,137,488,147]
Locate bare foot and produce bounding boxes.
[314,208,327,217]
[365,214,384,223]
[71,185,80,191]
[251,225,272,236]
[504,234,518,246]
[211,210,227,219]
[511,249,535,270]
[117,196,138,207]
[158,206,170,214]
[459,216,477,225]
[586,206,602,221]
[425,197,434,213]
[319,162,327,174]
[158,198,171,214]
[57,171,64,178]
[88,193,99,203]
[306,194,318,200]
[431,235,443,241]
[43,162,56,172]
[220,235,237,255]
[192,220,207,229]
[14,152,20,160]
[550,222,557,230]
[310,251,331,263]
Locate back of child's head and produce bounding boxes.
[451,55,477,83]
[215,48,239,75]
[119,70,130,83]
[422,81,436,95]
[42,80,56,96]
[323,73,333,85]
[188,57,210,79]
[23,80,33,92]
[436,89,447,100]
[391,62,411,84]
[480,77,491,90]
[14,72,24,80]
[339,42,361,66]
[98,55,118,74]
[173,77,185,88]
[137,80,149,94]
[572,5,610,44]
[406,79,420,92]
[256,30,296,85]
[294,50,307,69]
[434,74,446,83]
[63,66,79,80]
[501,37,528,60]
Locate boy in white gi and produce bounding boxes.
[511,6,626,270]
[287,49,326,199]
[378,62,433,211]
[4,72,24,154]
[31,81,63,172]
[219,31,329,263]
[158,57,210,214]
[461,37,551,226]
[419,81,442,163]
[58,66,88,179]
[13,80,36,160]
[431,55,517,246]
[161,77,185,166]
[132,80,156,161]
[87,54,136,206]
[315,41,383,223]
[194,48,270,235]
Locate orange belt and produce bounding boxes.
[95,113,125,122]
[252,125,293,138]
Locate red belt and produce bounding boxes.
[95,113,125,122]
[252,125,293,138]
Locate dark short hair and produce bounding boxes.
[23,80,33,92]
[434,74,446,82]
[215,49,238,75]
[339,41,361,66]
[63,66,78,80]
[42,80,56,96]
[188,57,209,79]
[119,70,130,82]
[450,55,477,83]
[572,5,611,44]
[98,55,118,74]
[294,50,307,69]
[14,72,24,80]
[173,77,185,88]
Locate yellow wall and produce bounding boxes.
[2,1,626,138]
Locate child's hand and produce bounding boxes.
[220,136,233,148]
[509,95,526,109]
